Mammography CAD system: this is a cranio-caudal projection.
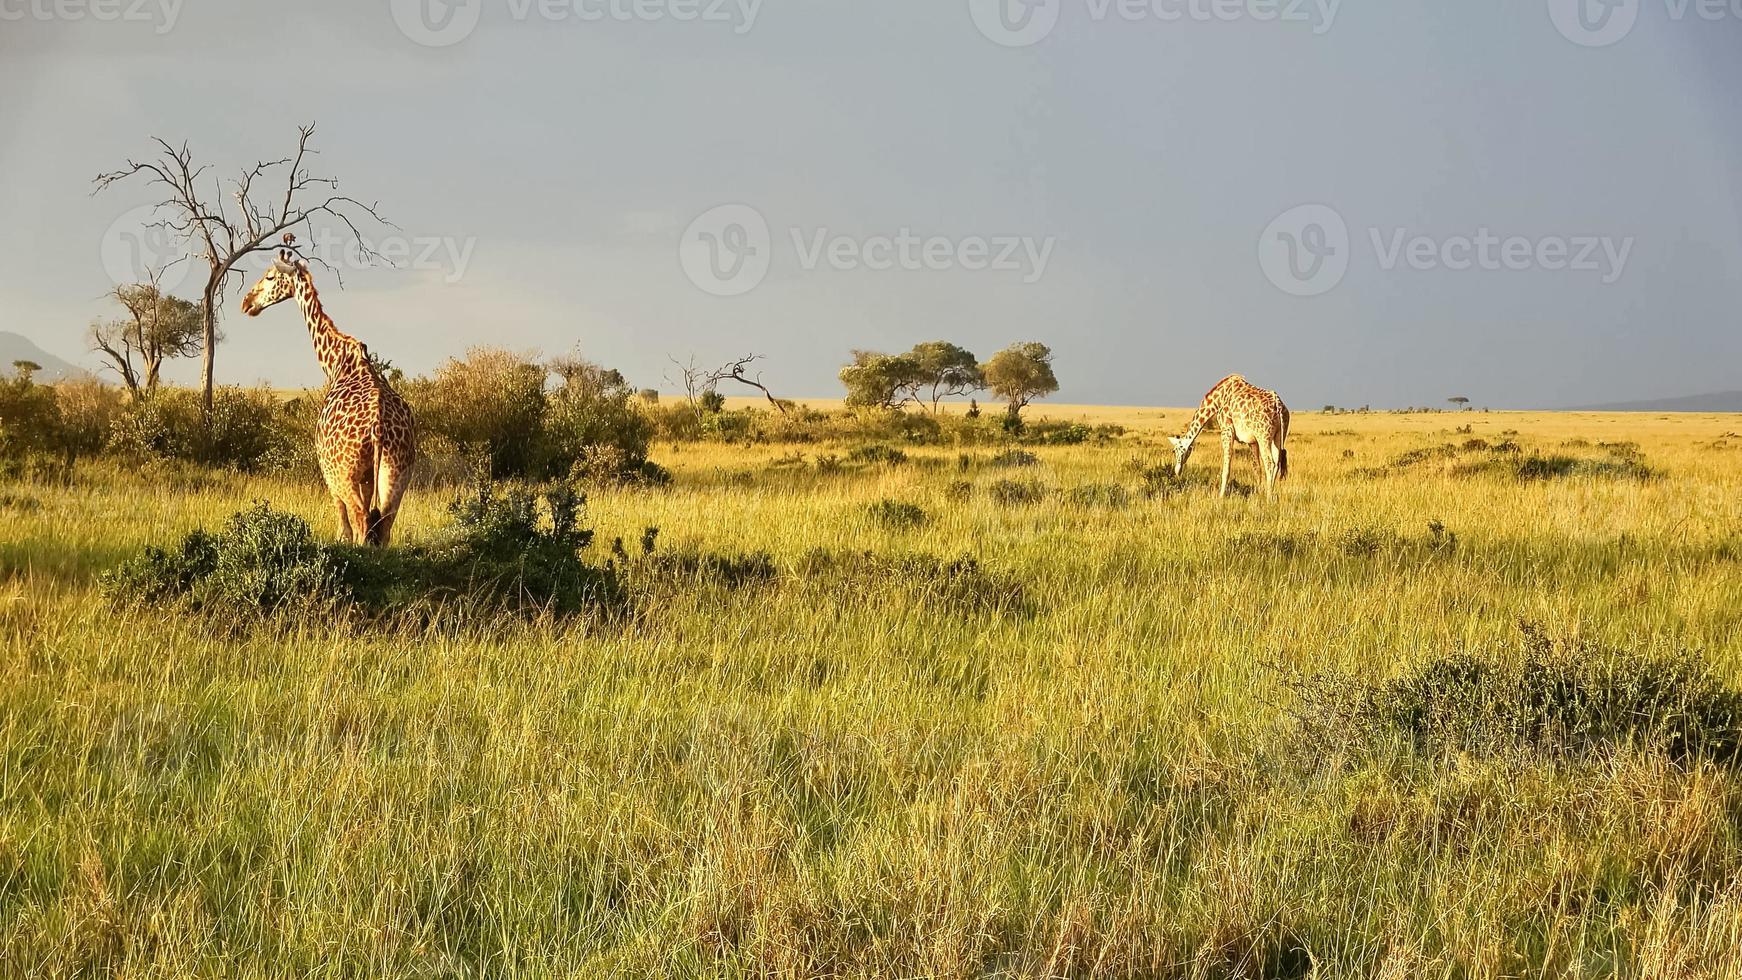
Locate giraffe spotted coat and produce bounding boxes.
[242,252,416,546]
[1169,374,1291,498]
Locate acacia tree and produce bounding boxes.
[1448,396,1471,410]
[95,124,390,415]
[89,278,204,400]
[982,342,1059,423]
[839,350,923,410]
[907,341,984,412]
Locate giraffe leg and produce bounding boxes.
[1219,430,1234,498]
[333,495,355,545]
[1251,442,1265,490]
[338,476,372,549]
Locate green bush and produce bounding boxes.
[1288,625,1742,764]
[1064,483,1130,509]
[403,348,548,479]
[867,499,929,530]
[102,480,627,627]
[989,479,1049,505]
[846,444,908,467]
[0,366,67,476]
[989,449,1040,468]
[796,548,1027,616]
[107,386,301,473]
[53,377,125,460]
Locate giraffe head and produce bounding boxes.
[1168,435,1194,476]
[240,250,304,317]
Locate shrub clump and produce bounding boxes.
[1289,625,1742,764]
[866,499,929,530]
[638,549,778,590]
[845,444,908,467]
[102,481,625,627]
[988,449,1040,468]
[1064,483,1130,509]
[796,549,1027,616]
[989,479,1049,506]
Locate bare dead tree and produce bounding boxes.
[94,123,391,415]
[667,354,789,421]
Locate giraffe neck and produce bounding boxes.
[1180,401,1217,446]
[293,274,367,383]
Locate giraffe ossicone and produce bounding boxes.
[1170,374,1291,498]
[241,250,417,546]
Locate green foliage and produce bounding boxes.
[543,359,665,485]
[52,377,126,460]
[796,548,1027,616]
[107,386,300,473]
[1064,483,1130,509]
[845,444,908,466]
[866,499,929,530]
[404,348,663,485]
[839,350,925,410]
[403,347,548,479]
[988,449,1039,468]
[637,547,779,590]
[102,481,626,627]
[989,478,1050,505]
[1368,439,1657,482]
[1289,625,1742,764]
[981,342,1059,421]
[0,363,67,476]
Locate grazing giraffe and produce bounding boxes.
[1169,374,1291,498]
[241,249,416,546]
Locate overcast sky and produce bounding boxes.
[2,0,1738,407]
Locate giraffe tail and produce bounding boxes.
[1278,447,1289,479]
[364,415,387,547]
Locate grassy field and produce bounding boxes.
[3,407,1742,978]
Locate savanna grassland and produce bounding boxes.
[4,407,1742,979]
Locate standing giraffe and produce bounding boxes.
[1168,374,1291,498]
[241,249,416,546]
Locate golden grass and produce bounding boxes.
[2,410,1741,978]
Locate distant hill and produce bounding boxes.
[1567,391,1742,413]
[0,332,91,383]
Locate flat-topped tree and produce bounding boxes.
[95,124,391,415]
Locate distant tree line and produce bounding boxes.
[839,341,1058,426]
